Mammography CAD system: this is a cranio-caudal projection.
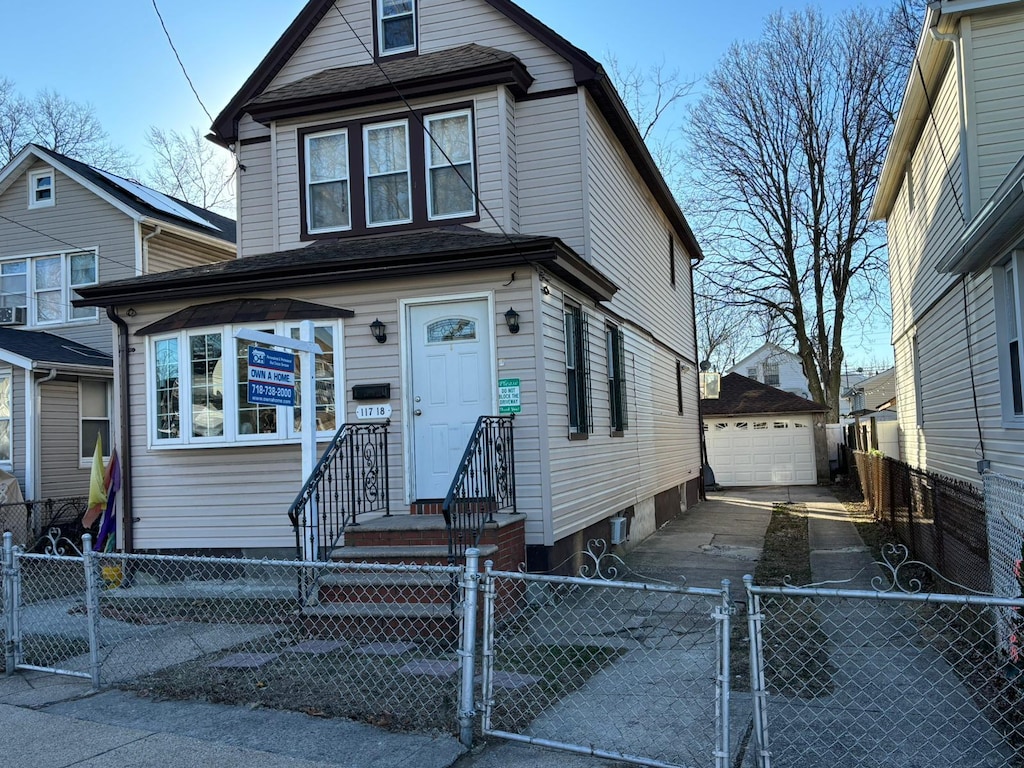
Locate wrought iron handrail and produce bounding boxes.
[288,420,390,561]
[442,415,516,564]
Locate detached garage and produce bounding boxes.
[702,373,828,487]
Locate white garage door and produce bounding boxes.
[704,415,816,486]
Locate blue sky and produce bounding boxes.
[2,0,901,364]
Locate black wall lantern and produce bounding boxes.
[370,318,387,343]
[504,307,520,334]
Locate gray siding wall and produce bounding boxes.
[0,160,139,355]
[122,269,541,550]
[145,226,235,273]
[269,0,574,93]
[237,139,275,256]
[38,378,93,499]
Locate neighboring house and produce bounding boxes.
[727,343,810,399]
[843,368,896,422]
[870,0,1024,483]
[75,0,704,568]
[0,144,236,507]
[702,373,828,486]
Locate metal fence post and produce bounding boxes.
[479,559,496,735]
[715,579,732,768]
[744,575,771,768]
[3,531,14,675]
[81,534,101,689]
[458,548,481,748]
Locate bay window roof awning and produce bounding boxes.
[136,298,355,336]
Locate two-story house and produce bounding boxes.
[726,343,811,400]
[76,0,704,569]
[0,145,235,536]
[871,0,1024,483]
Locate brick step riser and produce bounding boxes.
[345,532,451,548]
[318,585,454,604]
[295,615,460,642]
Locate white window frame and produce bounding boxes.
[305,128,351,235]
[79,379,112,466]
[377,0,416,56]
[994,252,1024,426]
[425,109,475,221]
[28,168,55,209]
[0,372,11,465]
[146,320,345,449]
[0,250,98,327]
[364,119,412,227]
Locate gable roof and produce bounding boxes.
[208,0,701,262]
[701,373,826,416]
[726,343,801,375]
[75,225,617,307]
[0,328,112,372]
[0,145,236,246]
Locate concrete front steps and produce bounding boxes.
[299,512,527,640]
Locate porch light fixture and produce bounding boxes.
[370,318,387,343]
[504,307,520,334]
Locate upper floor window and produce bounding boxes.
[80,379,111,462]
[669,235,676,287]
[995,254,1024,423]
[746,366,758,380]
[564,302,592,437]
[0,250,98,326]
[606,324,627,433]
[763,361,780,386]
[378,0,416,56]
[149,320,343,447]
[301,106,477,238]
[28,168,54,209]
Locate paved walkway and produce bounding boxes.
[3,486,1006,768]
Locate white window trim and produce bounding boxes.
[364,119,412,228]
[994,252,1024,427]
[425,109,476,221]
[146,320,345,449]
[0,249,98,328]
[78,379,112,468]
[305,128,351,235]
[377,0,416,56]
[28,168,55,209]
[0,372,11,467]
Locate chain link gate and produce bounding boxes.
[744,545,1024,768]
[479,562,735,768]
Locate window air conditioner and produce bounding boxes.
[0,307,27,326]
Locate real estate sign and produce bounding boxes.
[247,346,296,407]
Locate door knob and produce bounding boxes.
[414,409,423,416]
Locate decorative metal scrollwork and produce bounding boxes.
[578,538,624,581]
[43,526,84,557]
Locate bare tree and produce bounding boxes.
[685,6,910,420]
[0,81,135,173]
[144,126,235,215]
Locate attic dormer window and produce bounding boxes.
[378,0,416,56]
[29,168,55,209]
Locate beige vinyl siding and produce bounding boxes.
[123,269,541,550]
[145,227,234,273]
[0,161,139,355]
[516,92,585,253]
[273,90,506,251]
[238,140,275,257]
[269,0,574,93]
[38,378,93,499]
[502,89,519,232]
[970,8,1024,203]
[886,64,965,341]
[583,95,696,358]
[542,287,700,544]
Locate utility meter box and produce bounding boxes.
[610,516,628,545]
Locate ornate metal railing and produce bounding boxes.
[0,496,90,551]
[442,415,516,564]
[288,421,390,561]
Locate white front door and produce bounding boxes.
[409,299,493,499]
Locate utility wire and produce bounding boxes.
[0,213,138,272]
[151,0,214,125]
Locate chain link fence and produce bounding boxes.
[745,577,1024,768]
[480,567,734,768]
[985,472,1024,660]
[847,448,990,592]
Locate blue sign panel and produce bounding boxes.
[247,345,296,407]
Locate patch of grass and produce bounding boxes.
[755,503,812,586]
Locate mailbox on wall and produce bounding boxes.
[352,384,391,401]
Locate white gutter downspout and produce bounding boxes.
[26,368,57,500]
[930,24,971,220]
[141,225,162,274]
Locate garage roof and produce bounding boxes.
[702,373,826,416]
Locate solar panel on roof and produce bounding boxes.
[95,170,220,231]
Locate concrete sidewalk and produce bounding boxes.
[0,485,814,768]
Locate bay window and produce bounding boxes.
[149,321,344,447]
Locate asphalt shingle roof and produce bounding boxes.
[702,373,826,416]
[0,328,112,369]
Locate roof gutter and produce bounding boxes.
[106,306,134,553]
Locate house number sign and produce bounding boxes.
[499,378,521,414]
[356,404,392,419]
